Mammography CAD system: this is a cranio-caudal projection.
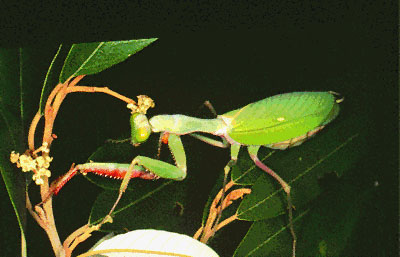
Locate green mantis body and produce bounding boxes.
[128,92,340,191]
[72,91,340,256]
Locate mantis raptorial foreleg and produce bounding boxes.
[105,133,188,220]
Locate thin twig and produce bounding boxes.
[39,176,64,256]
[67,86,136,104]
[63,224,91,250]
[201,214,239,243]
[220,188,252,210]
[45,82,65,113]
[28,112,42,151]
[68,75,85,88]
[63,224,101,257]
[197,181,250,244]
[26,191,46,229]
[215,214,238,232]
[200,180,234,242]
[193,226,204,240]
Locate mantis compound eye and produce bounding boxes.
[130,113,152,144]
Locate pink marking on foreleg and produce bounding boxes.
[52,165,79,195]
[80,165,158,180]
[49,163,158,199]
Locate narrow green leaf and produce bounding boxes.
[236,113,366,221]
[0,48,27,256]
[38,44,66,114]
[59,38,158,83]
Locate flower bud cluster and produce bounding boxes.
[10,143,53,185]
[127,95,155,114]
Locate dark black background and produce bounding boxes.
[0,1,397,256]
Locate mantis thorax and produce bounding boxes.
[149,115,226,135]
[130,113,152,145]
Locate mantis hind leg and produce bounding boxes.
[247,145,297,257]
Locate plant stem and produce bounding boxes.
[196,180,250,244]
[26,75,137,256]
[28,112,42,151]
[67,86,136,105]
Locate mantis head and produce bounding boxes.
[130,113,152,145]
[128,95,155,145]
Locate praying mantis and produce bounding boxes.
[123,91,340,190]
[53,91,341,255]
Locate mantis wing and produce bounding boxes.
[220,92,339,145]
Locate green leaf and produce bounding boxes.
[296,185,369,256]
[59,39,158,83]
[0,48,27,256]
[89,180,188,232]
[236,113,367,221]
[234,211,306,257]
[234,179,373,256]
[38,44,68,114]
